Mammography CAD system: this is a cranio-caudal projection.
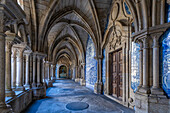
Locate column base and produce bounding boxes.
[135,91,169,113]
[24,84,31,89]
[5,90,15,97]
[94,82,103,94]
[138,86,151,94]
[36,83,42,87]
[15,86,25,91]
[75,78,80,82]
[11,86,16,90]
[0,104,12,113]
[32,83,37,88]
[151,87,165,96]
[80,79,86,86]
[32,86,46,100]
[47,80,53,87]
[51,77,56,82]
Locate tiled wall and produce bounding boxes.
[85,36,97,89]
[102,49,106,90]
[131,42,140,93]
[160,29,170,98]
[166,3,170,23]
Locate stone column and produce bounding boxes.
[94,56,103,94]
[80,63,86,86]
[24,50,32,89]
[137,41,143,90]
[42,58,45,85]
[140,37,150,94]
[48,63,51,81]
[51,64,56,82]
[46,62,53,87]
[151,34,164,95]
[37,56,41,87]
[0,33,8,108]
[32,54,36,87]
[5,33,15,97]
[29,54,33,85]
[51,65,53,80]
[75,66,79,82]
[11,48,17,90]
[16,46,25,91]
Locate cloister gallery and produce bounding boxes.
[0,0,169,113]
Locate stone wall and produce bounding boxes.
[6,90,33,113]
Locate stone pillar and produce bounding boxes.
[0,33,8,108]
[32,54,36,87]
[48,63,51,81]
[75,66,79,82]
[42,58,45,85]
[94,56,103,94]
[37,56,41,87]
[46,62,52,87]
[24,50,32,89]
[80,63,86,86]
[139,37,150,94]
[11,48,17,90]
[16,46,25,91]
[51,64,56,82]
[137,41,143,90]
[5,33,15,97]
[151,34,164,95]
[0,32,13,112]
[29,54,33,85]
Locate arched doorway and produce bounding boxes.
[59,65,67,78]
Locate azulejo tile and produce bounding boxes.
[131,42,140,93]
[85,36,97,86]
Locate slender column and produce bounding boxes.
[5,35,15,97]
[16,47,25,91]
[75,66,78,79]
[29,54,33,85]
[141,37,150,93]
[151,34,164,95]
[51,65,53,80]
[152,37,159,88]
[32,54,36,87]
[138,41,143,89]
[24,51,32,89]
[47,62,51,81]
[81,63,85,80]
[42,58,45,85]
[37,56,41,87]
[96,56,102,83]
[12,48,17,89]
[51,64,56,81]
[46,62,53,87]
[0,33,7,107]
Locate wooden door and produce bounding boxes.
[111,50,122,99]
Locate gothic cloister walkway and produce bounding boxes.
[23,79,134,113]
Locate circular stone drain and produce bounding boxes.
[66,102,89,111]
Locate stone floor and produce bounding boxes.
[22,79,135,113]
